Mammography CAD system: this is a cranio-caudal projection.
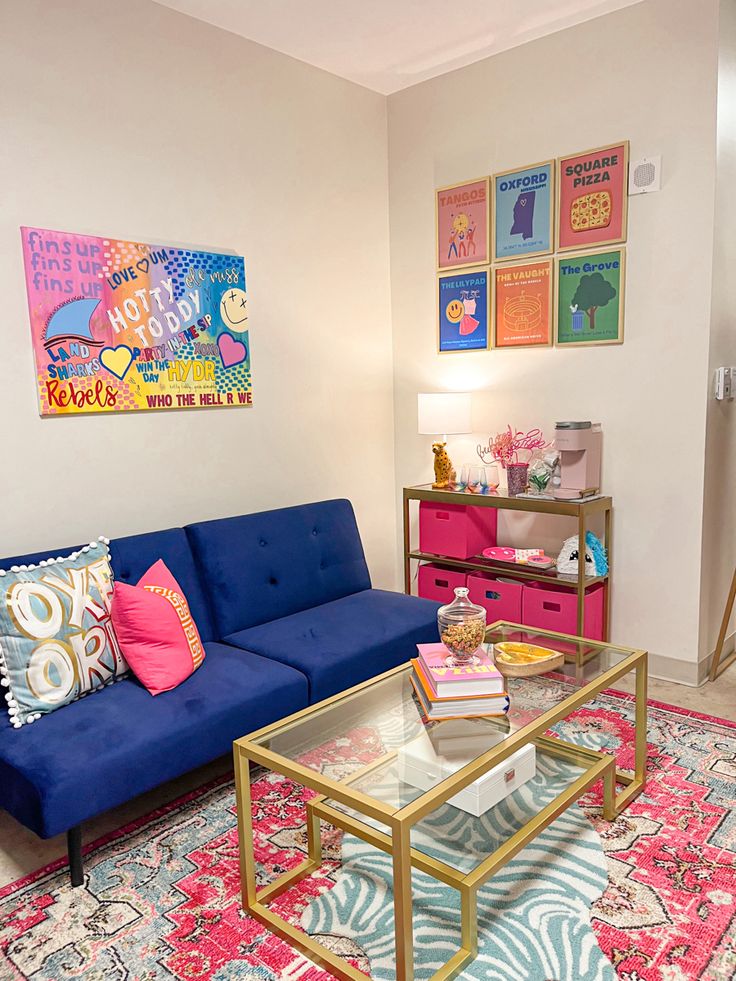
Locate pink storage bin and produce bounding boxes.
[417,564,466,604]
[522,581,605,640]
[467,572,523,625]
[419,502,498,559]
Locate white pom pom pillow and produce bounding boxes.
[0,540,128,728]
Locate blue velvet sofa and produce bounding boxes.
[0,499,440,885]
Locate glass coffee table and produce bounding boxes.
[234,623,647,981]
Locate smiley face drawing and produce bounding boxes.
[220,288,249,332]
[445,298,464,324]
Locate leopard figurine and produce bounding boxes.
[432,441,456,488]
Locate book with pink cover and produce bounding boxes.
[416,643,504,697]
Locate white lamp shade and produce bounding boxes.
[417,392,472,435]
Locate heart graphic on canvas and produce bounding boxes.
[100,345,134,380]
[136,258,150,273]
[217,333,247,368]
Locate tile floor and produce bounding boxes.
[615,669,736,720]
[0,670,734,890]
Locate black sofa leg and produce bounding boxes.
[67,825,83,887]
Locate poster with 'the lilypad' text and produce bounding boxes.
[21,226,253,415]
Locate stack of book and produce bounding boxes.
[410,643,510,721]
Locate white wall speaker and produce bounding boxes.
[629,155,661,195]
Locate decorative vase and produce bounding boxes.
[506,462,529,496]
[527,459,552,495]
[437,587,486,665]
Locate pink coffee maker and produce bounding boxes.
[552,421,602,500]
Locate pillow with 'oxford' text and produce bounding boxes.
[0,540,127,728]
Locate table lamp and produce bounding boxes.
[417,392,472,487]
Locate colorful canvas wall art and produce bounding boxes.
[21,226,252,415]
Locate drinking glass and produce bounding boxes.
[485,464,500,492]
[467,465,482,493]
[456,464,468,491]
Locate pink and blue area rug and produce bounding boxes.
[0,687,735,981]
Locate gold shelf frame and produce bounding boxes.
[402,484,613,643]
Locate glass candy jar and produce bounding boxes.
[437,587,486,665]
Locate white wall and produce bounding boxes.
[0,0,397,585]
[387,0,720,680]
[699,0,736,671]
[1,0,728,677]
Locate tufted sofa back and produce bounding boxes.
[185,499,371,637]
[0,529,217,643]
[0,500,370,644]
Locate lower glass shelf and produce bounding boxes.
[323,741,601,876]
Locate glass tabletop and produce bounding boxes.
[247,624,640,814]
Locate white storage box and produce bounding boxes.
[398,725,536,817]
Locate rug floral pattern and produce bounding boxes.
[0,686,734,980]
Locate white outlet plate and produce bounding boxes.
[715,366,734,400]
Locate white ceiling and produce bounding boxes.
[154,0,644,94]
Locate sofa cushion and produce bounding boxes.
[110,560,206,696]
[224,588,440,702]
[0,541,126,727]
[109,528,215,642]
[0,642,308,838]
[186,500,371,636]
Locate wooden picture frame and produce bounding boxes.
[492,160,555,262]
[554,248,625,346]
[437,266,491,353]
[493,258,553,349]
[556,141,629,252]
[436,177,491,271]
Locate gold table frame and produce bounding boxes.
[234,627,647,981]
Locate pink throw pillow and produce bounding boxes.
[111,559,205,695]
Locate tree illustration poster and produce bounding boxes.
[438,268,490,352]
[436,177,490,271]
[556,249,625,346]
[494,259,552,348]
[20,226,252,416]
[557,142,629,251]
[493,161,554,262]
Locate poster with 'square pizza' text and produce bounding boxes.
[557,142,629,251]
[20,226,253,416]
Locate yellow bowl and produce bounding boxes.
[493,642,565,677]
